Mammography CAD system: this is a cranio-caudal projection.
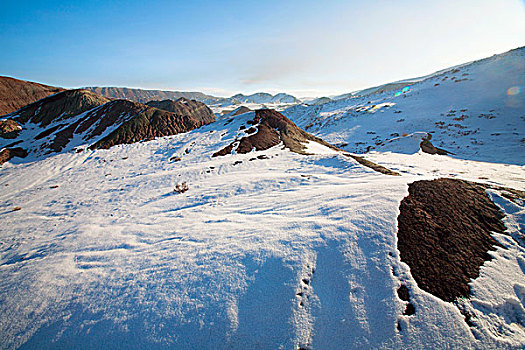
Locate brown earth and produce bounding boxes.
[343,154,400,176]
[0,76,65,116]
[397,178,506,302]
[3,89,216,154]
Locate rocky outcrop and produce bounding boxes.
[0,76,65,116]
[90,101,215,150]
[213,109,339,156]
[0,147,27,165]
[230,106,252,116]
[0,119,21,139]
[397,178,506,302]
[420,133,453,155]
[10,89,110,126]
[146,98,216,124]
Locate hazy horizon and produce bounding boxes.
[1,0,524,98]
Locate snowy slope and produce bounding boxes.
[0,109,524,349]
[283,47,525,165]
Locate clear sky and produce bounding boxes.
[1,0,524,97]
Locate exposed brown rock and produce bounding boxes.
[11,89,110,126]
[397,178,506,302]
[230,106,252,116]
[90,101,215,150]
[0,76,65,116]
[343,154,401,176]
[420,133,453,155]
[213,109,339,157]
[0,147,28,165]
[146,98,216,125]
[0,119,21,139]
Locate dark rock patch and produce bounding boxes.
[397,178,506,302]
[213,109,339,157]
[343,154,400,176]
[230,106,252,116]
[245,126,257,134]
[90,101,215,150]
[0,147,28,165]
[146,98,215,125]
[404,303,415,316]
[34,124,65,140]
[397,285,410,302]
[420,133,453,155]
[0,119,21,139]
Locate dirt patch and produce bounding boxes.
[146,98,215,125]
[397,178,506,302]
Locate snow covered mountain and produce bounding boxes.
[0,48,524,349]
[284,46,525,165]
[0,90,215,163]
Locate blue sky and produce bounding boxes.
[1,0,524,97]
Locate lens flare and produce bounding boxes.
[402,86,410,93]
[507,86,521,96]
[394,91,402,97]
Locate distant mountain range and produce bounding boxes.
[83,87,300,106]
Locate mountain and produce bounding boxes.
[84,86,220,104]
[213,109,340,156]
[284,46,525,165]
[0,90,215,163]
[146,97,216,125]
[230,92,300,104]
[0,76,65,116]
[0,48,524,349]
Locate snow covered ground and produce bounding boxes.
[283,47,525,165]
[1,111,524,348]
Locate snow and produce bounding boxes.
[0,48,524,349]
[283,47,525,165]
[0,114,524,348]
[302,140,340,155]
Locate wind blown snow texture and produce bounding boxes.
[0,110,524,349]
